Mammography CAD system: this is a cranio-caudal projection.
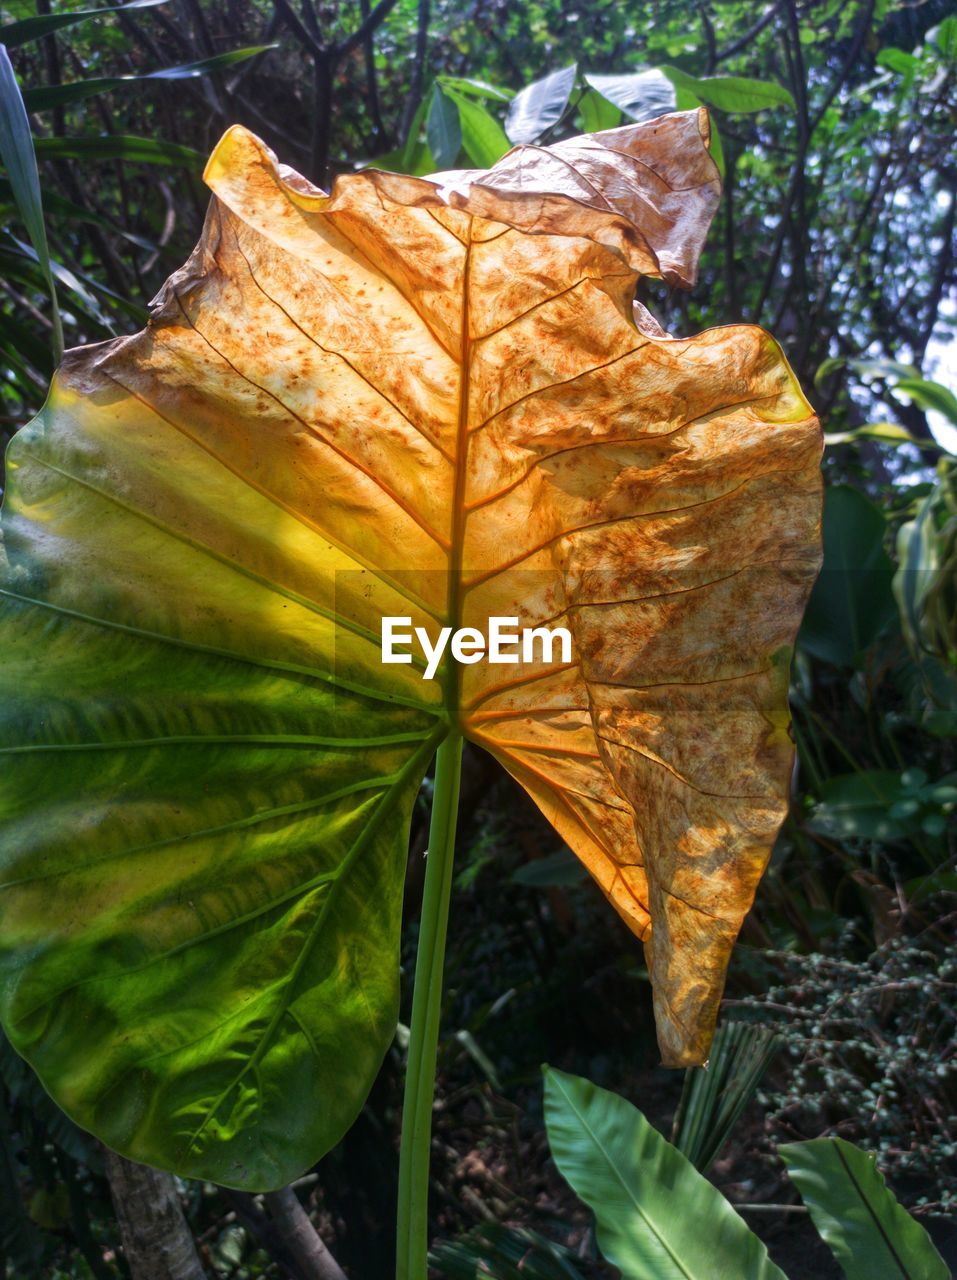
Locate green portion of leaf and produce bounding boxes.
[426,85,461,170]
[0,0,168,48]
[662,66,795,113]
[877,48,921,75]
[781,1137,949,1280]
[799,485,896,666]
[22,46,277,112]
[436,75,511,102]
[807,771,910,841]
[577,87,621,133]
[894,378,957,426]
[543,1067,787,1280]
[504,63,577,144]
[442,88,511,167]
[824,422,940,449]
[584,69,676,122]
[0,44,62,362]
[32,134,204,168]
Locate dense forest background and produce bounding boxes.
[1,1,955,1277]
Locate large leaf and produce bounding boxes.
[543,1067,787,1279]
[799,484,896,665]
[781,1138,949,1280]
[0,112,820,1187]
[505,64,577,144]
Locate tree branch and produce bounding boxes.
[264,1187,348,1280]
[337,0,402,60]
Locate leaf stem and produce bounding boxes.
[396,730,463,1280]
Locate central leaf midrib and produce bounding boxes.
[444,223,474,721]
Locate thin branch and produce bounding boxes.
[698,0,718,74]
[359,0,388,146]
[337,0,402,60]
[264,1187,348,1280]
[274,0,324,56]
[915,186,956,365]
[399,0,430,144]
[715,4,778,62]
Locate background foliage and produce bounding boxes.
[0,0,955,1276]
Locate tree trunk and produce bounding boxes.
[102,1146,206,1280]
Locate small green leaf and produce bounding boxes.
[799,486,897,667]
[577,87,621,133]
[441,89,511,167]
[823,422,938,449]
[663,67,795,113]
[876,48,921,74]
[436,75,511,102]
[781,1137,949,1280]
[894,378,957,426]
[22,46,277,112]
[0,0,167,48]
[426,86,461,170]
[543,1067,787,1280]
[807,771,909,841]
[32,134,205,168]
[0,44,62,362]
[505,64,577,144]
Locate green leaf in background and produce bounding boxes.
[504,63,577,144]
[32,134,205,168]
[584,69,676,122]
[781,1138,949,1280]
[673,1021,780,1173]
[430,1223,586,1279]
[441,87,511,167]
[894,377,957,426]
[426,85,461,170]
[364,94,433,175]
[824,422,940,450]
[0,0,167,48]
[510,848,586,887]
[577,86,621,132]
[662,66,795,113]
[799,485,897,666]
[0,43,62,363]
[543,1067,787,1280]
[22,45,277,112]
[806,771,911,841]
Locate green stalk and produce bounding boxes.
[396,730,463,1280]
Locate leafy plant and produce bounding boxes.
[543,1067,949,1280]
[0,103,822,1278]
